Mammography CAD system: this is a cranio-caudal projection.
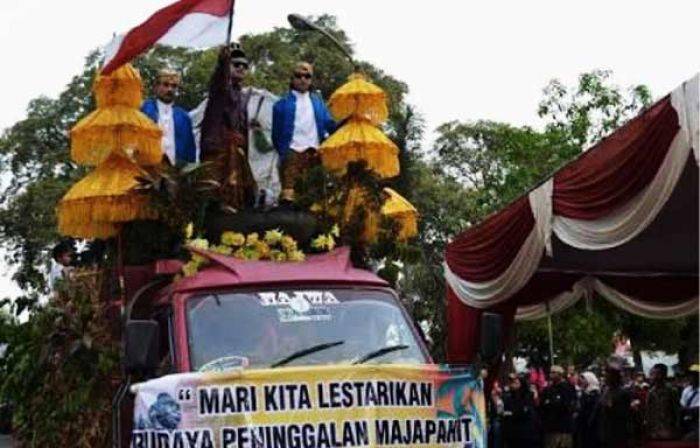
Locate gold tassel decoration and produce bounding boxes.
[381,188,418,241]
[70,106,162,166]
[342,185,381,243]
[93,63,143,109]
[57,152,155,239]
[57,220,120,240]
[70,64,162,167]
[319,118,399,178]
[328,73,389,125]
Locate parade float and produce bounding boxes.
[50,7,498,446]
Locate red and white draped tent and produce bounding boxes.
[445,74,699,363]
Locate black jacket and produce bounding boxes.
[540,381,576,433]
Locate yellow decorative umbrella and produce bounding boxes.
[328,73,388,125]
[342,187,418,243]
[57,151,155,239]
[70,64,162,167]
[381,188,418,241]
[319,118,400,178]
[93,63,144,109]
[342,185,381,242]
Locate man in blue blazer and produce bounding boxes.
[141,69,197,165]
[272,62,336,202]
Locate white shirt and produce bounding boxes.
[48,262,71,290]
[289,90,319,152]
[157,100,177,164]
[681,385,699,408]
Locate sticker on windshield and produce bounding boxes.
[277,306,333,323]
[258,291,340,307]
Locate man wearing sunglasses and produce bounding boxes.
[272,62,336,203]
[199,43,257,211]
[141,69,197,165]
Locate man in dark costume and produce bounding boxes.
[200,43,256,211]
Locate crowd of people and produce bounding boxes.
[487,358,699,448]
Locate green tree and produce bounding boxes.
[433,69,692,368]
[0,15,408,299]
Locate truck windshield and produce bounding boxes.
[187,288,427,371]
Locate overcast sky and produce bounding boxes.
[0,0,698,296]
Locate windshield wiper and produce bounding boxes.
[353,344,409,365]
[270,341,344,368]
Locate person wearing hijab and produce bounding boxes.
[575,371,602,448]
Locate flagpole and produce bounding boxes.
[226,0,235,45]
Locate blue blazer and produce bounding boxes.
[141,99,197,164]
[271,91,336,162]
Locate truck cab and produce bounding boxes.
[126,247,430,375]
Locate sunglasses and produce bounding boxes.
[232,62,249,69]
[294,72,312,80]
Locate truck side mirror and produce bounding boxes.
[480,312,503,364]
[124,320,160,375]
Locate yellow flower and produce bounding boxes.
[221,231,245,247]
[330,224,340,237]
[211,245,233,256]
[311,234,336,251]
[182,260,200,277]
[255,241,271,258]
[287,250,306,262]
[280,236,297,252]
[326,235,336,251]
[191,254,207,265]
[264,229,283,246]
[270,250,287,262]
[189,238,209,251]
[246,232,260,245]
[184,222,194,239]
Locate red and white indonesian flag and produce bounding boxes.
[102,0,235,75]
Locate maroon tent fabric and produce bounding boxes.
[445,77,699,363]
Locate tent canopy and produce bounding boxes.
[445,75,699,362]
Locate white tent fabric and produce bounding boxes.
[446,74,699,319]
[516,277,699,321]
[552,76,698,251]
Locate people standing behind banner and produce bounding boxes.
[540,365,576,448]
[679,365,699,440]
[574,371,602,448]
[598,357,632,448]
[629,371,649,447]
[141,69,197,165]
[646,363,680,441]
[502,373,540,448]
[200,44,256,211]
[272,62,336,204]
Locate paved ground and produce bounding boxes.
[0,435,12,446]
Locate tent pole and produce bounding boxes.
[546,300,554,366]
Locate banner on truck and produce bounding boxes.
[131,364,486,448]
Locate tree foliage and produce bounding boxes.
[0,271,119,446]
[0,21,694,447]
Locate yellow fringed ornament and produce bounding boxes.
[70,64,162,167]
[57,151,156,239]
[58,221,120,240]
[342,185,381,243]
[94,64,143,108]
[342,187,419,243]
[70,106,162,166]
[319,118,399,178]
[328,73,389,124]
[381,188,418,241]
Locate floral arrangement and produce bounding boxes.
[180,225,340,278]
